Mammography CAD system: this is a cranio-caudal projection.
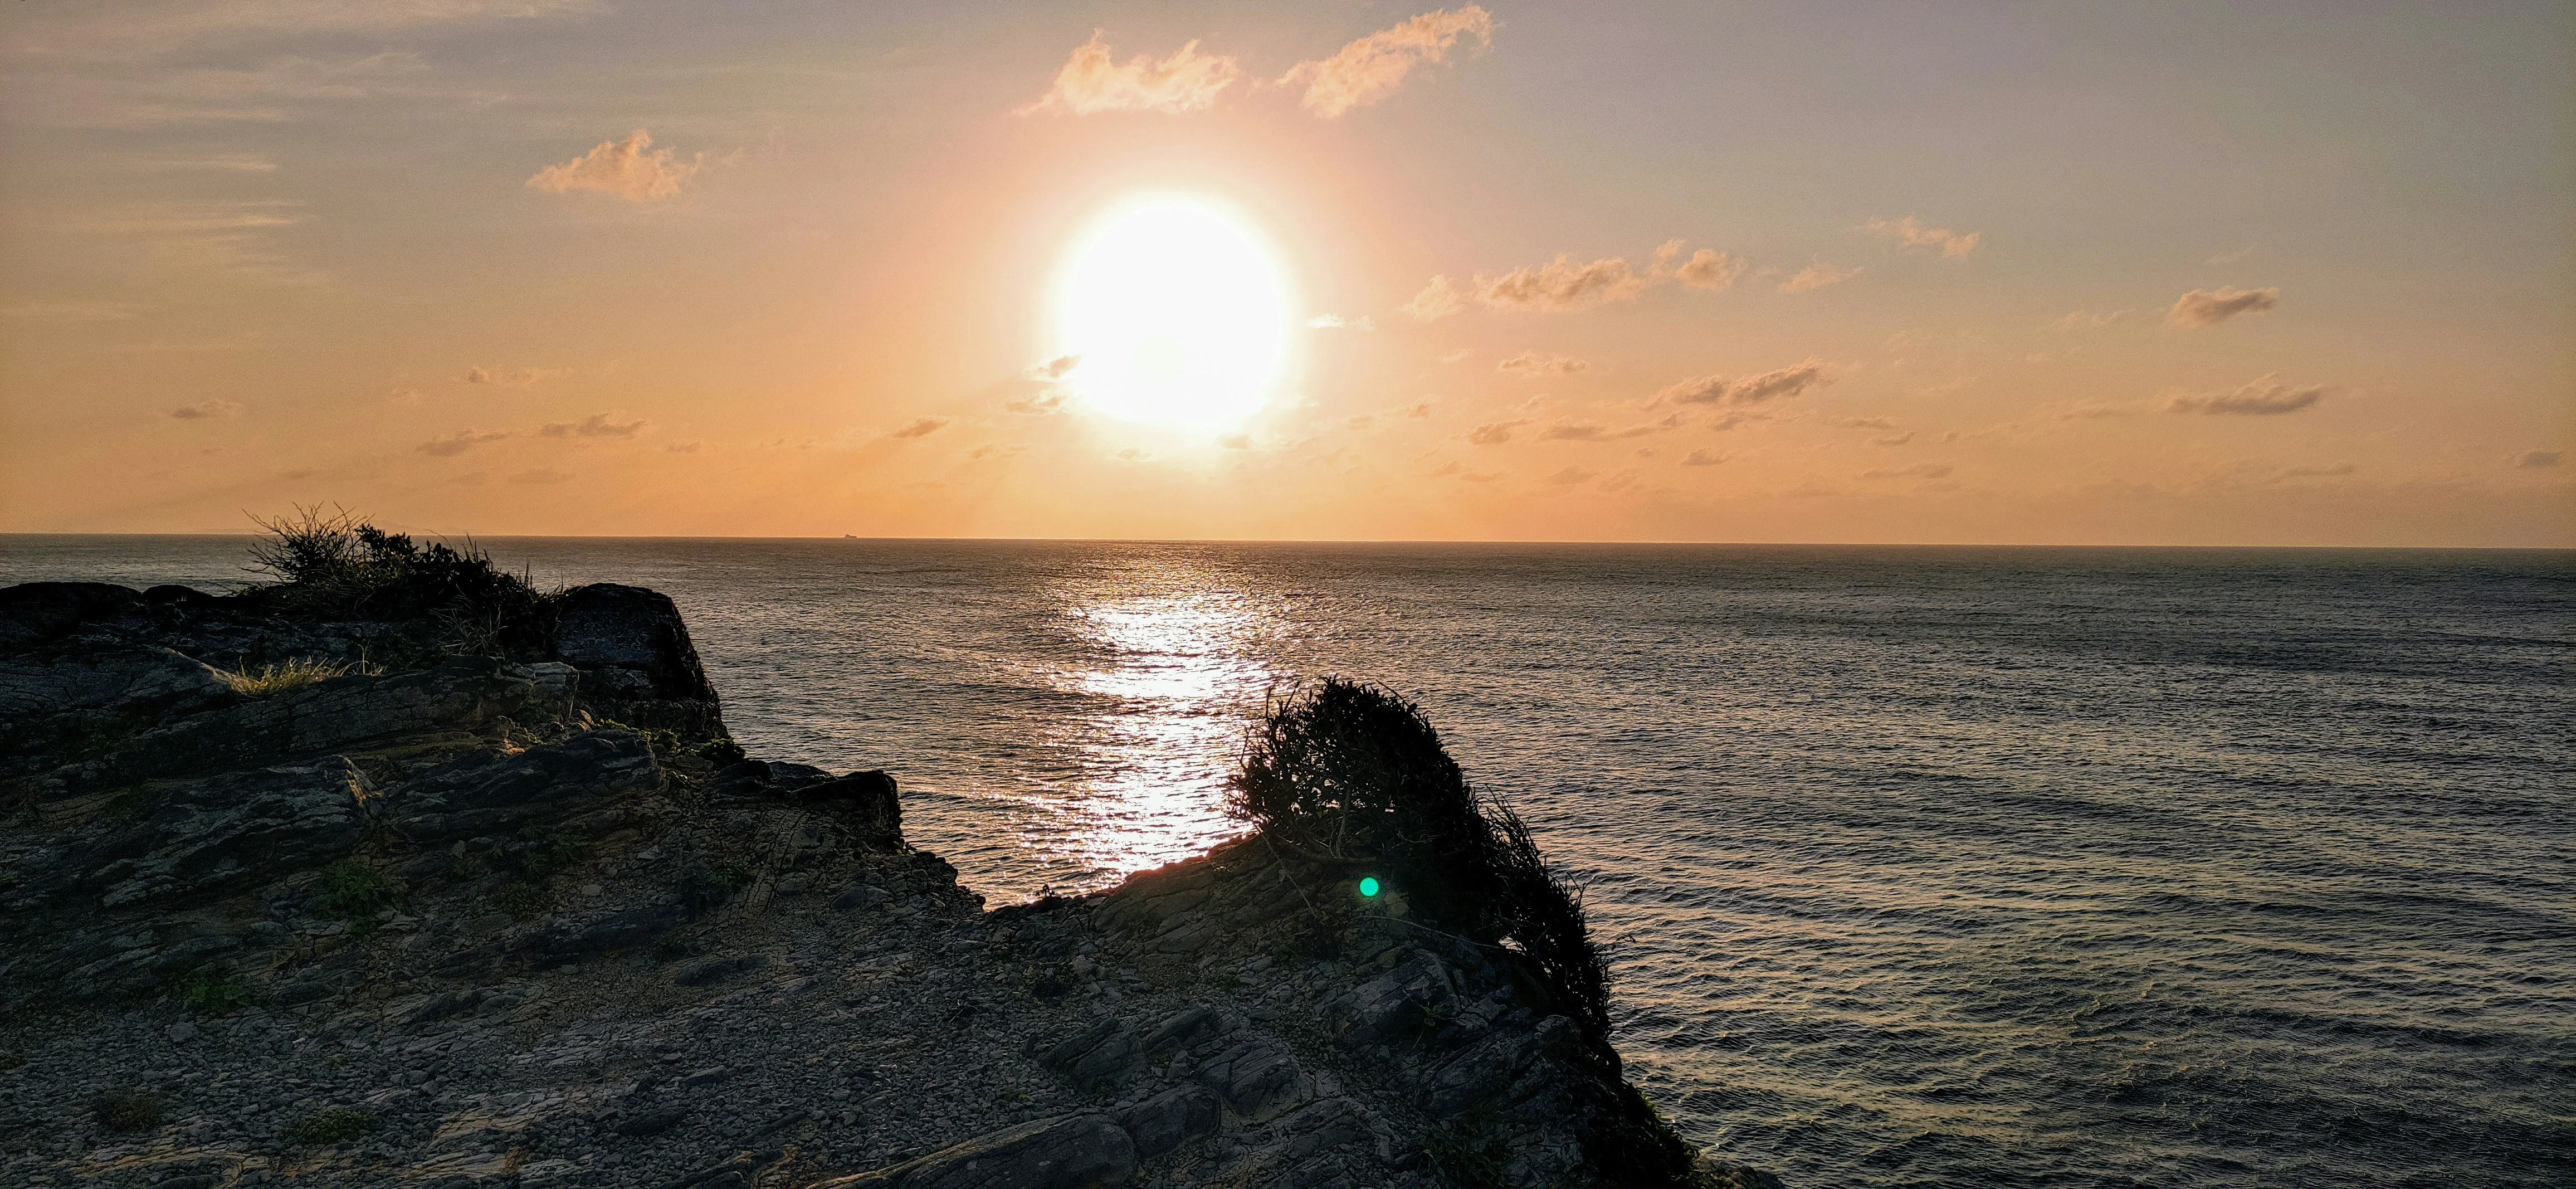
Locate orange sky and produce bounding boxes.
[3,2,2570,545]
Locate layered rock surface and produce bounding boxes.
[0,579,1774,1189]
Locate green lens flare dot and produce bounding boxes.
[1358,877,1380,898]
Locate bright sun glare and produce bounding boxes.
[1053,194,1295,431]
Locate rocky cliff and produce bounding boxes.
[0,578,1777,1189]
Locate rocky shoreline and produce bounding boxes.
[0,576,1778,1189]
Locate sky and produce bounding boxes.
[2,1,2569,545]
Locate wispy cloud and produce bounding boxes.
[1401,276,1466,321]
[2206,244,2259,266]
[1543,465,1597,486]
[1023,31,1241,115]
[1681,449,1725,466]
[2165,376,2325,416]
[1860,216,1980,259]
[2165,285,2279,328]
[168,399,242,420]
[889,417,948,439]
[1002,355,1081,413]
[1655,359,1830,407]
[1475,254,1645,312]
[1674,248,1745,290]
[540,412,645,438]
[1861,463,1953,480]
[418,429,510,456]
[1466,420,1527,445]
[1497,352,1587,376]
[1308,313,1376,330]
[1538,420,1656,441]
[2512,450,2561,469]
[465,366,568,387]
[2050,309,2127,333]
[2282,462,2357,478]
[1281,6,1493,118]
[1778,262,1861,294]
[528,131,702,202]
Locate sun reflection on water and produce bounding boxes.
[1024,579,1277,890]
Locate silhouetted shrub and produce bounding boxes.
[90,1090,159,1132]
[1228,678,1609,1036]
[246,506,558,657]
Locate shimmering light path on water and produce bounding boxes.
[7,536,2570,1188]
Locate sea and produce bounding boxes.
[4,534,2570,1188]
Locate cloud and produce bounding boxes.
[1217,433,1253,450]
[1402,276,1466,321]
[2514,450,2562,469]
[665,441,702,453]
[1681,449,1725,466]
[2050,309,2126,332]
[1674,248,1745,290]
[1656,359,1829,407]
[527,131,701,203]
[2165,285,2279,328]
[1308,314,1376,330]
[464,366,567,387]
[2282,462,2358,478]
[540,412,646,438]
[1830,416,1897,430]
[1861,463,1953,480]
[1023,31,1242,115]
[2207,244,2258,266]
[1473,255,1643,312]
[1543,465,1596,486]
[1874,432,1915,446]
[1778,262,1861,294]
[1539,420,1655,441]
[418,429,510,456]
[509,467,572,484]
[1466,420,1526,445]
[1280,6,1493,118]
[1497,352,1587,377]
[167,399,241,420]
[889,417,949,440]
[1860,216,1980,259]
[2165,376,2325,416]
[2053,401,2130,420]
[1002,355,1081,413]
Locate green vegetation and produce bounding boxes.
[1229,678,1609,1036]
[491,881,553,921]
[248,506,559,658]
[675,861,750,913]
[172,969,258,1016]
[314,859,400,922]
[212,655,379,696]
[90,1090,160,1132]
[285,1108,377,1146]
[510,830,591,880]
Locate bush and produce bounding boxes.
[285,1108,377,1146]
[246,506,558,658]
[172,969,258,1016]
[1228,679,1609,1036]
[90,1090,160,1132]
[314,859,399,920]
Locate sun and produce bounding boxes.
[1051,194,1297,431]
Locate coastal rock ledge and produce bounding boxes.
[0,578,1778,1189]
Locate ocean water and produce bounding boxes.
[5,534,2572,1188]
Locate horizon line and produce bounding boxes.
[2,530,2569,554]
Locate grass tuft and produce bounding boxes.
[212,656,378,696]
[285,1108,377,1146]
[314,859,400,922]
[246,505,559,658]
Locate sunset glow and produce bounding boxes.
[1052,195,1296,430]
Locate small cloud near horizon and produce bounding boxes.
[1543,465,1596,485]
[2513,450,2561,469]
[2166,286,2279,328]
[1682,449,1724,466]
[1655,359,1829,407]
[1778,261,1861,294]
[1281,7,1493,118]
[1860,216,1980,259]
[418,429,510,456]
[1467,419,1526,445]
[1497,352,1586,376]
[889,417,949,440]
[2166,376,2325,416]
[1023,31,1241,115]
[540,412,645,438]
[1309,314,1375,330]
[527,131,702,203]
[168,399,241,420]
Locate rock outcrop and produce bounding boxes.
[0,578,1771,1189]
